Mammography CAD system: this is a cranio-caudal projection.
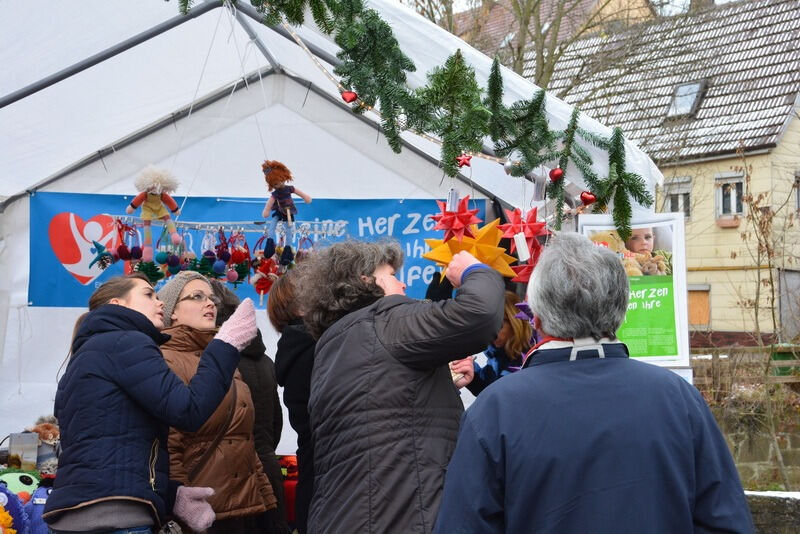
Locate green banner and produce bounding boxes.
[617,275,678,358]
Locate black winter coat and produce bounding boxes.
[44,305,239,528]
[274,321,316,534]
[307,267,505,534]
[237,330,287,525]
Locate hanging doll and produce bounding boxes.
[260,160,311,247]
[126,166,182,262]
[251,237,278,306]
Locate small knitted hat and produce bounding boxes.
[157,271,211,328]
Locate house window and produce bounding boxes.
[666,81,707,118]
[716,174,743,217]
[663,176,691,218]
[688,285,710,329]
[795,174,799,212]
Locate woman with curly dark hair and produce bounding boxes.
[294,240,505,534]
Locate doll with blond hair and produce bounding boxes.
[260,160,311,247]
[125,165,182,262]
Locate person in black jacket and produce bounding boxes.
[267,271,316,534]
[44,273,257,534]
[209,279,290,533]
[294,241,504,534]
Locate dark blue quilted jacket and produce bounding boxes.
[43,304,239,527]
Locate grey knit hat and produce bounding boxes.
[157,271,211,328]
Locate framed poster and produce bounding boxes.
[578,213,689,367]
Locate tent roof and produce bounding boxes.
[0,0,662,209]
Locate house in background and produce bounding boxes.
[451,0,655,78]
[545,0,800,346]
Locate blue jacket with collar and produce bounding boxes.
[44,304,239,528]
[435,341,754,533]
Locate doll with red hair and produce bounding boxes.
[261,160,311,246]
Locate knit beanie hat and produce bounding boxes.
[157,271,211,328]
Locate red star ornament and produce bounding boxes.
[431,196,482,242]
[456,153,472,167]
[510,240,543,283]
[497,207,548,253]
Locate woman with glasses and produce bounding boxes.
[44,273,258,534]
[156,271,279,533]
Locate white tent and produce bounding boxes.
[0,0,663,450]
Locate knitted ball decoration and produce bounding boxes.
[156,271,212,328]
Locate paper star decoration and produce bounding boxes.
[431,196,483,242]
[511,258,536,283]
[455,153,472,167]
[497,207,548,254]
[423,219,517,278]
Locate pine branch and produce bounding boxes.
[485,58,514,143]
[414,50,488,176]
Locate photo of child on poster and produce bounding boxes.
[579,214,689,367]
[586,225,673,277]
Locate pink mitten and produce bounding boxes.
[173,486,215,532]
[214,297,257,351]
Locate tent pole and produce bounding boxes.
[236,3,341,67]
[232,8,281,71]
[0,1,224,110]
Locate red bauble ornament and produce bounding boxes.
[341,91,358,103]
[549,167,563,182]
[580,191,597,205]
[456,153,472,168]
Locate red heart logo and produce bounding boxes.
[48,213,118,285]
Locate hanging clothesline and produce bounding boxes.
[110,215,348,238]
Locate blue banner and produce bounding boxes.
[30,192,487,307]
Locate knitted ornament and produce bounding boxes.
[0,484,28,534]
[117,243,132,260]
[0,469,40,505]
[264,238,276,259]
[88,241,114,270]
[155,251,169,265]
[280,246,295,266]
[134,261,165,284]
[23,486,50,534]
[212,260,227,275]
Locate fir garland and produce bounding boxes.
[174,1,655,236]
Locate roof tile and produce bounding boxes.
[542,0,800,161]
